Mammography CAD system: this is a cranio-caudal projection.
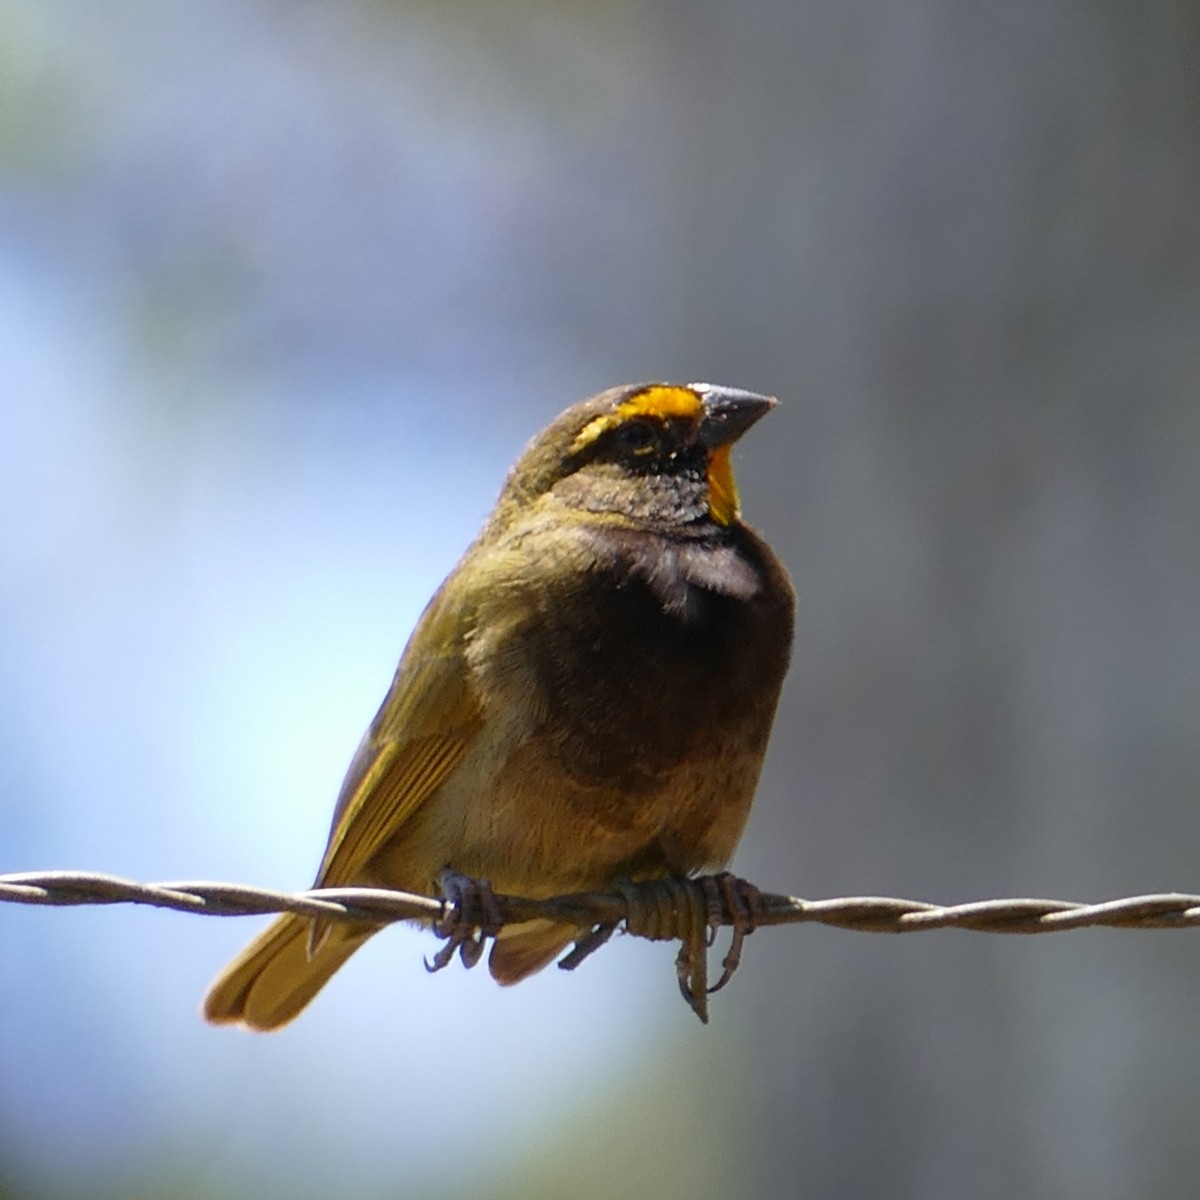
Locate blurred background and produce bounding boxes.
[2,1,1199,1197]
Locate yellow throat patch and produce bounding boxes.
[706,444,740,526]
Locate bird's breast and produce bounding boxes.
[468,521,794,795]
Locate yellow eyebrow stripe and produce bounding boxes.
[570,386,704,454]
[614,385,704,422]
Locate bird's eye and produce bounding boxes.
[614,419,658,455]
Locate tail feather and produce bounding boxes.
[487,919,579,985]
[203,914,374,1031]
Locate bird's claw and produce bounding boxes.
[617,873,762,1021]
[701,872,762,994]
[425,868,503,973]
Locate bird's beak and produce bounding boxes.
[688,384,777,526]
[692,384,778,449]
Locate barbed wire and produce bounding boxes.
[10,869,1199,1022]
[4,869,1200,934]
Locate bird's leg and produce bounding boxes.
[426,868,504,973]
[700,872,762,994]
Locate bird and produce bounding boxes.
[203,382,794,1030]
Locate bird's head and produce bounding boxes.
[497,382,777,533]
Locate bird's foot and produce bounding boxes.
[615,873,763,1022]
[700,872,762,994]
[426,868,503,972]
[615,876,710,1022]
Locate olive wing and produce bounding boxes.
[314,588,484,891]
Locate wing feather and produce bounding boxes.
[314,589,484,890]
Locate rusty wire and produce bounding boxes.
[3,869,1200,935]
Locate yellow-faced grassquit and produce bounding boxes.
[204,382,794,1029]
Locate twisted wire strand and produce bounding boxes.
[3,870,1200,935]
